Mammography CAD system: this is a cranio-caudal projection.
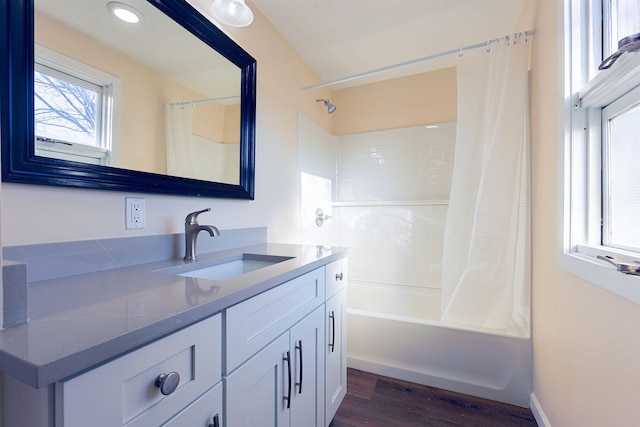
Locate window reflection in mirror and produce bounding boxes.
[34,0,242,185]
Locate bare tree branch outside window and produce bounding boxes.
[34,70,98,146]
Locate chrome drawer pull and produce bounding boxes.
[155,371,180,396]
[283,351,292,409]
[329,311,336,353]
[295,340,303,394]
[208,414,220,427]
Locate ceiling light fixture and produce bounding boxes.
[107,2,144,24]
[211,0,254,27]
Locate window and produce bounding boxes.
[562,0,640,303]
[603,0,640,58]
[601,88,640,252]
[34,45,121,166]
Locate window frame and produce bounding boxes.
[600,87,640,253]
[34,45,121,167]
[34,62,105,147]
[560,0,640,304]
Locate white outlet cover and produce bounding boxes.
[125,197,145,229]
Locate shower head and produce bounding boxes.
[316,98,337,114]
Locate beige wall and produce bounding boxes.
[332,67,457,135]
[221,104,241,143]
[530,1,640,425]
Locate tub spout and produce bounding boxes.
[184,208,220,262]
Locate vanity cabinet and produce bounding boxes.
[56,314,222,427]
[2,256,348,427]
[224,260,348,427]
[325,260,348,425]
[225,306,325,427]
[224,268,326,427]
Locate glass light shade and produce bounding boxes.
[211,0,254,27]
[107,2,143,24]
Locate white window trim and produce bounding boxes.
[34,45,122,167]
[559,0,640,304]
[35,139,109,165]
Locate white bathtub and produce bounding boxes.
[346,281,532,407]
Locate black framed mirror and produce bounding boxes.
[0,0,256,199]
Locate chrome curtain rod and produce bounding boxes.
[301,29,536,92]
[166,95,240,107]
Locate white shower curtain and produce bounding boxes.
[165,104,195,177]
[441,34,531,330]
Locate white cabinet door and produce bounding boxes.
[290,306,325,427]
[225,333,290,427]
[325,288,347,426]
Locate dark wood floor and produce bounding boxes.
[329,369,538,427]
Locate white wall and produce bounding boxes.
[297,119,458,295]
[334,123,455,296]
[298,115,338,247]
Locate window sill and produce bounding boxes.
[580,53,640,108]
[558,251,640,304]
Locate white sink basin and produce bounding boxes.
[158,254,294,281]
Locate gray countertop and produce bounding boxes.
[0,243,348,389]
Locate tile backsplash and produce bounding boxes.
[2,227,266,283]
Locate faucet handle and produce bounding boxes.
[185,208,211,225]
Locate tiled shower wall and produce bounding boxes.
[334,122,456,291]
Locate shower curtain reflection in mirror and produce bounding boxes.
[165,103,195,178]
[165,103,241,183]
[441,33,532,331]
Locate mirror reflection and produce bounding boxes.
[34,0,242,184]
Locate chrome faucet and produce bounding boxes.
[184,208,220,262]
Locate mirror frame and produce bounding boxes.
[0,0,256,199]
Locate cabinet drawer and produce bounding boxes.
[162,382,222,427]
[325,259,348,298]
[225,268,325,373]
[56,314,221,427]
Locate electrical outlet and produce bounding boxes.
[125,197,145,229]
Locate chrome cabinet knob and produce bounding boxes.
[335,272,343,281]
[155,372,180,395]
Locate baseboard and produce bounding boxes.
[529,392,551,427]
